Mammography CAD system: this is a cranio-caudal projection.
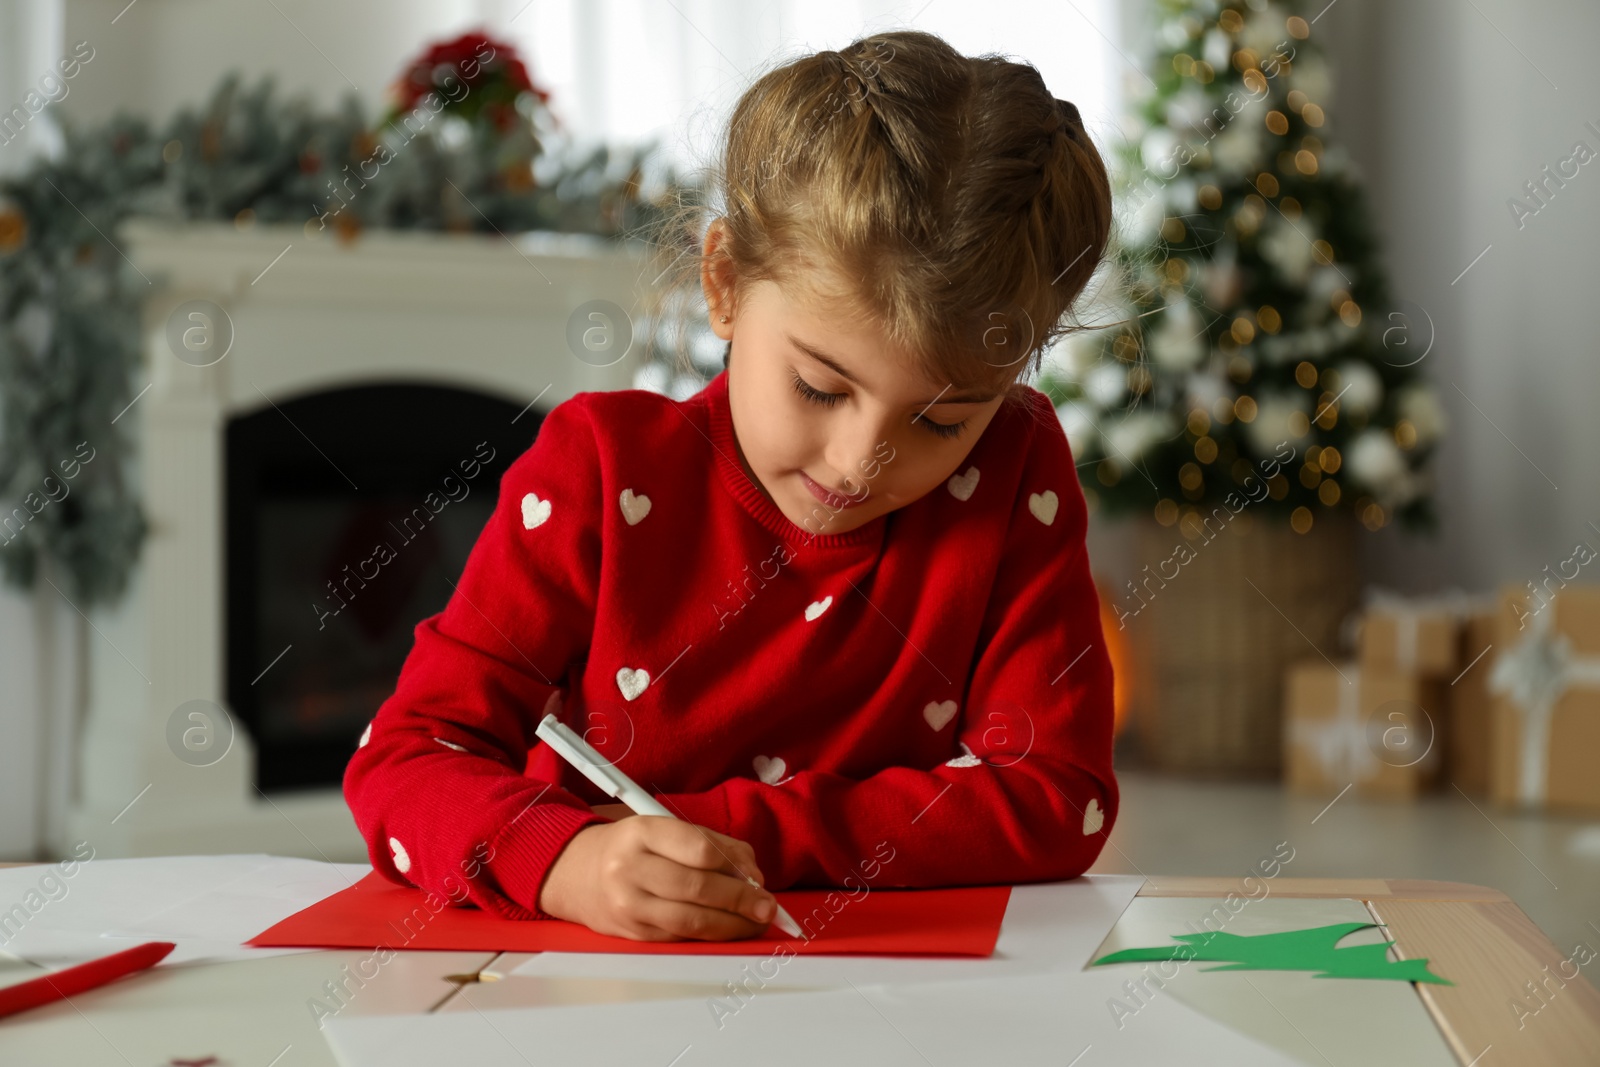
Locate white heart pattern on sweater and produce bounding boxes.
[358,722,372,748]
[433,737,467,753]
[616,666,650,701]
[946,466,980,501]
[521,492,552,529]
[1082,798,1105,835]
[804,595,832,622]
[1029,490,1059,525]
[753,755,788,784]
[389,836,411,874]
[923,700,958,731]
[619,488,652,525]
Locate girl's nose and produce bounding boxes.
[826,414,897,490]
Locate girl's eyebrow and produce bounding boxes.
[787,334,998,405]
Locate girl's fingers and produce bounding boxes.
[634,818,764,885]
[599,916,681,942]
[630,851,776,925]
[628,885,772,941]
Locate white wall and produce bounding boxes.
[1326,0,1600,594]
[0,590,41,857]
[52,0,1117,176]
[0,0,64,170]
[54,0,484,127]
[0,0,61,857]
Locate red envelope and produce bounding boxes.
[247,871,1010,956]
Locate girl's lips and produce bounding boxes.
[800,470,865,509]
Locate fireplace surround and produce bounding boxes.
[61,220,646,859]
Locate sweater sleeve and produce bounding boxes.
[656,395,1119,890]
[342,395,610,919]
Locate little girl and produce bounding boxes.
[345,29,1117,943]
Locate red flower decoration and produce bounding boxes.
[387,30,550,119]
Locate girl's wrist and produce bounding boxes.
[537,820,608,918]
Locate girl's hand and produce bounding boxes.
[537,817,778,941]
[590,802,634,820]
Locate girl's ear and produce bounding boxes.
[701,218,737,339]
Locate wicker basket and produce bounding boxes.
[1121,510,1360,775]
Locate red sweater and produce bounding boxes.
[343,369,1117,919]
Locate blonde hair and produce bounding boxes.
[642,29,1113,409]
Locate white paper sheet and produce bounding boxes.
[0,853,369,972]
[322,967,1303,1067]
[1089,896,1458,1067]
[505,874,1144,989]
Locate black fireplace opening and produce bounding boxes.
[226,382,538,793]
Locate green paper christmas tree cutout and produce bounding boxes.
[1091,922,1453,985]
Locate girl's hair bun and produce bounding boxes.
[1054,98,1083,143]
[643,30,1114,400]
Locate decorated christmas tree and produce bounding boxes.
[1041,0,1443,536]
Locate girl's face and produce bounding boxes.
[702,227,1009,538]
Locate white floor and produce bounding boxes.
[1090,771,1600,963]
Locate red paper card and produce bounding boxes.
[247,871,1011,956]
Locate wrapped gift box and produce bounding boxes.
[1284,659,1446,800]
[1488,584,1600,811]
[1357,591,1469,678]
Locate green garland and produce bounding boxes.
[0,74,688,607]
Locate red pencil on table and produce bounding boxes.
[0,941,175,1020]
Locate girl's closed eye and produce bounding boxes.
[789,370,969,439]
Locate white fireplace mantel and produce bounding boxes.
[65,220,649,860]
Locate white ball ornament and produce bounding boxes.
[1336,362,1384,418]
[1245,391,1310,455]
[1084,362,1129,408]
[1104,412,1173,465]
[1345,430,1408,496]
[1397,386,1446,445]
[1056,401,1099,458]
[1149,298,1206,372]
